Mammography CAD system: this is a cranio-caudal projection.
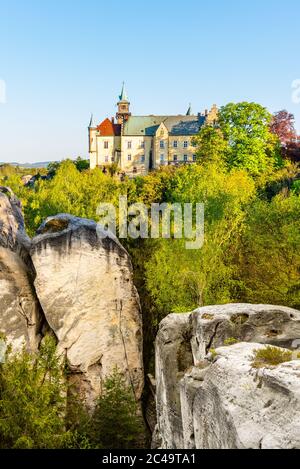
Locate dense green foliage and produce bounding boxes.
[0,340,143,449]
[0,337,69,449]
[195,102,281,175]
[87,368,143,449]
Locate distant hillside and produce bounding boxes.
[0,161,58,169]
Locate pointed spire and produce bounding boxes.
[119,82,129,102]
[88,113,94,128]
[186,103,192,116]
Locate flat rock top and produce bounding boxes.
[31,213,127,255]
[192,303,300,320]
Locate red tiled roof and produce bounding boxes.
[97,118,121,136]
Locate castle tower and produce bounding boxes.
[116,82,131,125]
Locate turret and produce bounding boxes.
[116,82,131,125]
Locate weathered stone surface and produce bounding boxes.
[0,187,43,351]
[31,214,144,406]
[190,303,300,364]
[154,304,300,448]
[155,313,192,448]
[180,343,300,449]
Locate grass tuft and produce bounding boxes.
[251,346,292,369]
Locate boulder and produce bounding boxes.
[30,214,144,407]
[0,187,43,351]
[154,304,300,448]
[180,343,300,449]
[155,313,192,448]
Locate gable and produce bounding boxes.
[97,118,121,136]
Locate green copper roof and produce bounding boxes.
[123,115,205,136]
[119,82,129,102]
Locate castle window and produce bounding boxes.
[105,156,109,162]
[111,156,115,162]
[127,141,132,149]
[160,154,165,162]
[193,154,197,161]
[104,141,109,149]
[140,141,145,149]
[184,155,188,162]
[173,155,178,162]
[160,140,164,149]
[141,155,145,163]
[173,141,178,148]
[183,141,188,148]
[128,154,132,161]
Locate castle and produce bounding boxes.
[88,84,218,175]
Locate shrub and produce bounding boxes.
[208,349,218,360]
[0,336,70,449]
[88,368,144,449]
[223,337,239,346]
[251,346,292,369]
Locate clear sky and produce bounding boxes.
[1,0,300,163]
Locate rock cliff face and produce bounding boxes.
[155,304,300,449]
[30,214,144,406]
[0,187,43,351]
[180,343,300,449]
[0,190,144,408]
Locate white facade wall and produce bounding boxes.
[121,136,152,174]
[168,136,197,163]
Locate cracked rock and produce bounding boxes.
[31,214,144,408]
[154,304,300,448]
[0,187,44,351]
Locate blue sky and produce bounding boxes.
[0,0,300,163]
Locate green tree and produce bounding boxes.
[217,102,281,175]
[235,192,300,308]
[89,368,143,449]
[0,336,69,449]
[144,163,256,319]
[193,125,229,166]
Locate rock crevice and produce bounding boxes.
[0,193,144,408]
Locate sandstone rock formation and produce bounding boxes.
[180,343,300,449]
[0,189,144,409]
[155,304,300,449]
[0,187,43,351]
[30,214,144,407]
